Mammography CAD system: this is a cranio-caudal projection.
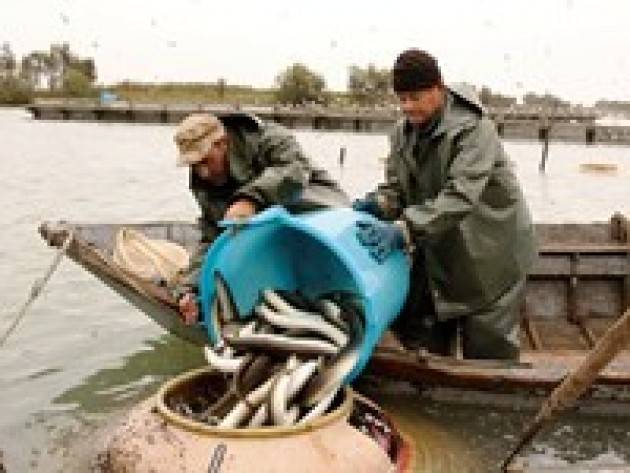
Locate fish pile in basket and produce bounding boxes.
[173,274,364,429]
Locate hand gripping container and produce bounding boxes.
[198,206,410,382]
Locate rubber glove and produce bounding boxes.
[356,220,406,263]
[352,192,380,217]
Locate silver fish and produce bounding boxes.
[221,320,257,338]
[209,298,221,338]
[215,273,238,323]
[204,345,245,373]
[270,356,299,426]
[269,357,322,426]
[218,376,275,429]
[315,298,350,333]
[263,290,329,319]
[205,312,257,373]
[262,289,297,314]
[209,353,273,420]
[298,386,340,425]
[302,347,359,406]
[247,403,268,428]
[287,358,322,399]
[255,304,348,347]
[301,306,364,406]
[224,333,340,357]
[281,405,300,426]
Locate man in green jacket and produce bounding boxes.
[173,112,348,323]
[354,49,536,360]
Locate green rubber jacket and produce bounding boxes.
[377,84,536,320]
[180,113,348,293]
[190,113,348,242]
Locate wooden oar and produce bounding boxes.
[501,306,630,471]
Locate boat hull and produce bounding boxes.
[38,213,630,392]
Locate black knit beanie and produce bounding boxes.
[393,49,443,93]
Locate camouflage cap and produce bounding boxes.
[174,113,226,167]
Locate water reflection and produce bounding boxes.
[361,379,630,472]
[53,334,202,414]
[2,109,630,471]
[6,334,202,472]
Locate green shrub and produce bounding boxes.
[0,76,33,104]
[62,68,96,97]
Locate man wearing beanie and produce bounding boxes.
[354,49,535,360]
[173,112,348,323]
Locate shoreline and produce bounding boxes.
[22,101,630,144]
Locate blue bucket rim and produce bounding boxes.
[199,206,374,343]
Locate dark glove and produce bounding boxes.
[356,220,405,263]
[352,192,380,217]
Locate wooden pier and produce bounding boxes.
[25,102,630,144]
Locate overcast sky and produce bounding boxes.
[2,0,628,105]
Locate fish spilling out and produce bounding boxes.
[167,275,363,429]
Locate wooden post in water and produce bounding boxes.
[339,146,346,168]
[538,118,550,173]
[338,146,346,182]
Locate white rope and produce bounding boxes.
[0,231,74,347]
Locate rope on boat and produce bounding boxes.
[0,231,74,347]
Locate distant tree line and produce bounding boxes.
[479,86,517,107]
[594,100,630,115]
[347,64,391,106]
[2,43,602,110]
[113,80,278,106]
[522,92,570,108]
[0,42,97,104]
[479,87,575,109]
[276,65,579,109]
[273,62,392,106]
[274,63,326,105]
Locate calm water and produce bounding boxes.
[1,107,630,472]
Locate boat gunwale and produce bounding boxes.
[38,218,630,391]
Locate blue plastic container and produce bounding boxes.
[198,206,410,382]
[99,90,118,104]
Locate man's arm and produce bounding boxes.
[233,125,311,207]
[171,239,211,325]
[353,129,405,220]
[402,120,497,242]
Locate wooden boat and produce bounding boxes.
[39,212,630,393]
